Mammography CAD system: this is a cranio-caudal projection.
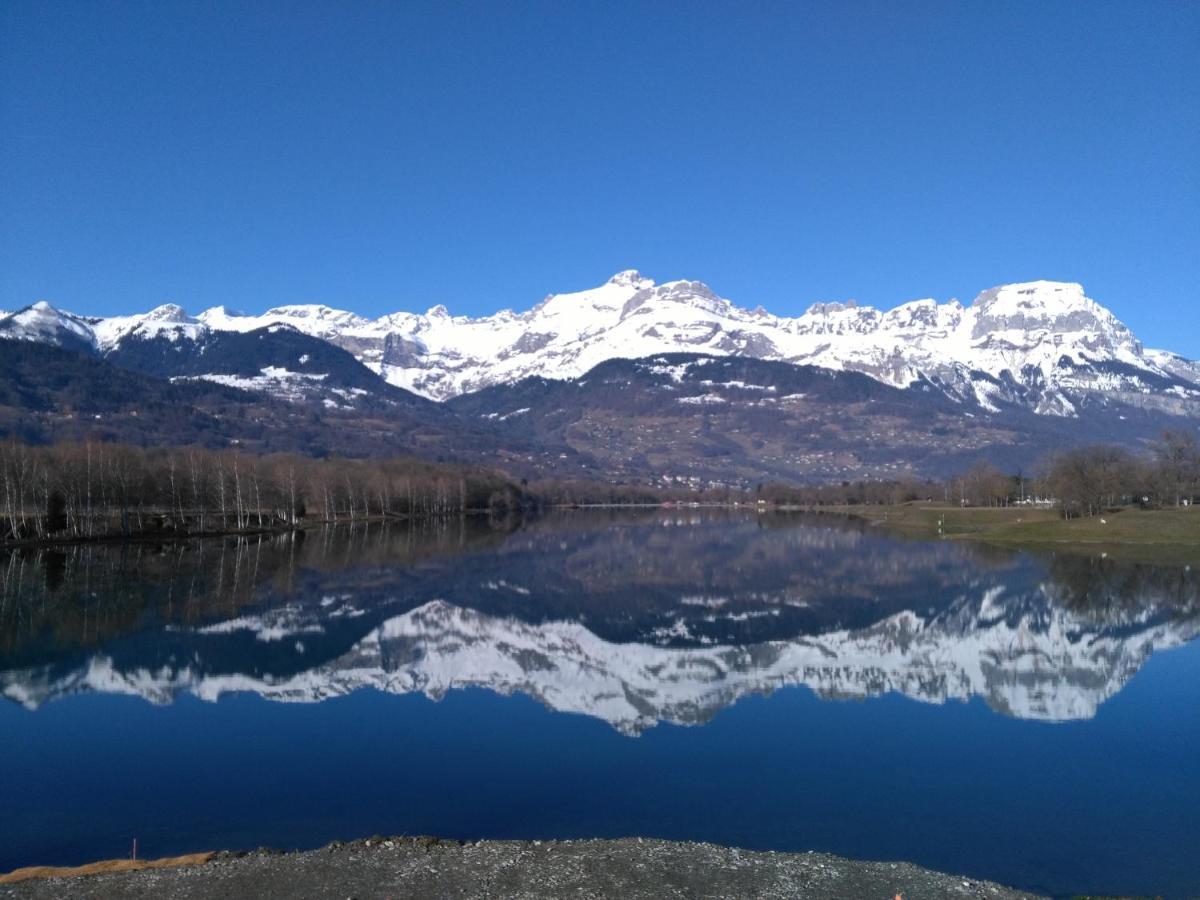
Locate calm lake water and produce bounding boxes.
[2,510,1198,896]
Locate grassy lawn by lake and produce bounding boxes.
[825,503,1200,563]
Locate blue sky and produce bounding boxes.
[2,1,1197,354]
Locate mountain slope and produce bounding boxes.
[105,324,435,411]
[0,340,255,446]
[447,353,1189,483]
[4,274,1198,483]
[0,301,97,354]
[0,340,532,461]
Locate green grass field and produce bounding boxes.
[823,503,1200,563]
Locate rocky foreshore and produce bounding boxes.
[1,837,1042,899]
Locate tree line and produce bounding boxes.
[746,430,1200,518]
[943,430,1200,518]
[0,441,532,542]
[3,428,1197,542]
[1038,430,1200,518]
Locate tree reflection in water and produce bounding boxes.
[2,511,1197,728]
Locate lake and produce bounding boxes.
[1,510,1198,897]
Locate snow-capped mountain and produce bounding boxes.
[102,322,437,411]
[90,302,209,347]
[3,274,1198,418]
[0,300,444,411]
[0,300,96,352]
[6,589,1198,733]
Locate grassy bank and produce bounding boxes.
[823,503,1200,563]
[0,853,215,885]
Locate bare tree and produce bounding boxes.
[1046,445,1138,518]
[1153,429,1200,507]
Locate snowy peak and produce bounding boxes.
[91,304,206,350]
[647,279,731,317]
[880,298,961,332]
[971,280,1089,314]
[196,304,240,323]
[804,298,860,316]
[259,304,370,327]
[144,303,192,323]
[0,301,96,351]
[531,272,656,319]
[3,274,1196,420]
[197,303,372,336]
[969,281,1134,348]
[608,269,655,289]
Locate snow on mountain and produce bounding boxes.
[346,274,1198,414]
[90,303,207,349]
[1145,348,1200,387]
[196,303,375,341]
[171,365,338,404]
[5,274,1198,416]
[6,590,1197,733]
[0,301,97,351]
[101,321,437,410]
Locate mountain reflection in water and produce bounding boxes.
[3,510,1197,732]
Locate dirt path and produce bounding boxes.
[1,837,1042,899]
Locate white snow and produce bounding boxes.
[678,394,728,405]
[4,274,1196,417]
[172,366,331,400]
[0,301,95,346]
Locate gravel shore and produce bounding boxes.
[1,837,1043,899]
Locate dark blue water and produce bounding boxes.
[2,511,1198,896]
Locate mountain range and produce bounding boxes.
[3,273,1198,482]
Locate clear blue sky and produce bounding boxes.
[2,1,1197,354]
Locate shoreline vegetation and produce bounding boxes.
[3,499,1195,567]
[0,853,216,886]
[0,441,538,546]
[2,433,1197,554]
[829,502,1200,564]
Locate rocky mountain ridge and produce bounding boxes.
[4,273,1198,418]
